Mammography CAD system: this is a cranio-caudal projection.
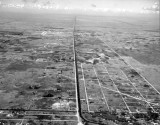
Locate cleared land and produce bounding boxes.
[0,12,160,125]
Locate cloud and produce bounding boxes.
[143,2,159,12]
[0,0,159,14]
[22,0,38,3]
[91,4,96,8]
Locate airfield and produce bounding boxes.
[0,12,160,125]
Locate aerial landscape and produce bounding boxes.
[0,0,160,125]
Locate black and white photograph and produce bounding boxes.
[0,0,159,125]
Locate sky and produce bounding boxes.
[0,0,159,14]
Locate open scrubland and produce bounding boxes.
[0,12,159,125]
